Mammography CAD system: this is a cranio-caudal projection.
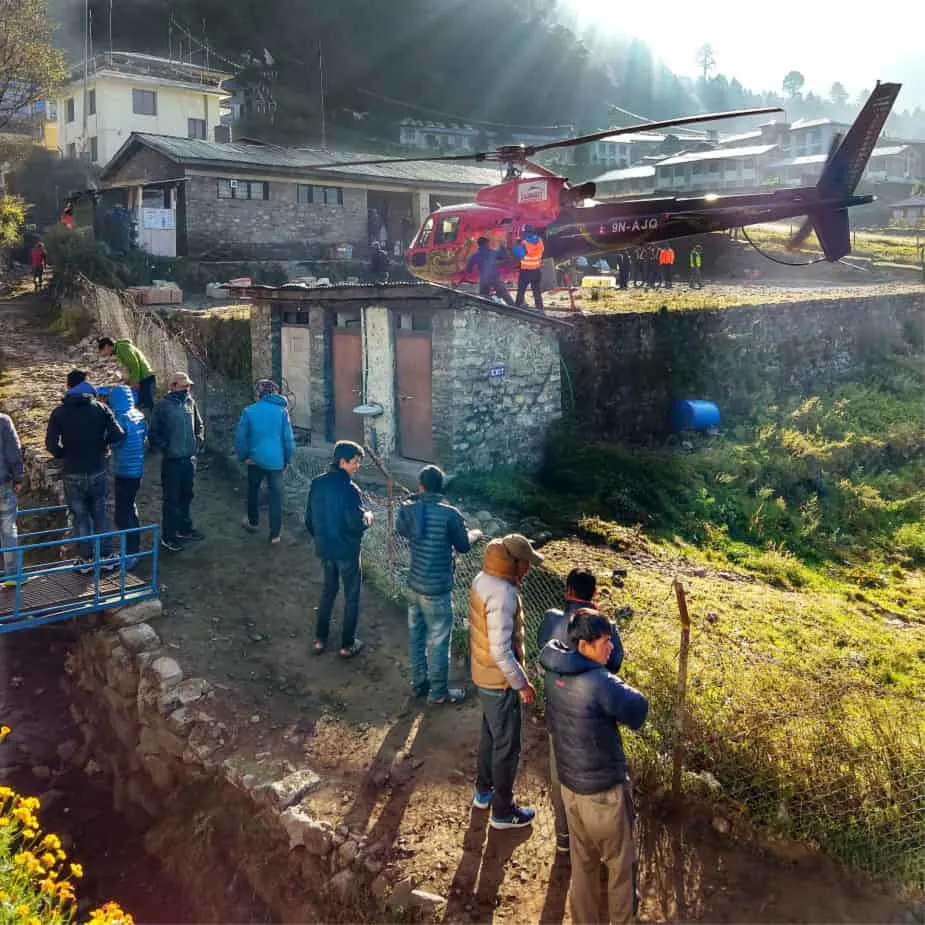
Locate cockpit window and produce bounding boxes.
[434,216,460,245]
[416,217,434,248]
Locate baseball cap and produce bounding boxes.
[168,371,194,389]
[502,533,544,567]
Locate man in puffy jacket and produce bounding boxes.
[235,379,296,544]
[45,370,124,569]
[304,440,372,659]
[108,385,147,568]
[469,534,543,830]
[540,610,648,925]
[396,465,481,704]
[98,336,157,412]
[465,237,514,304]
[148,371,204,552]
[512,226,545,311]
[537,567,625,855]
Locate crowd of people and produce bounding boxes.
[1,333,650,922]
[307,442,649,922]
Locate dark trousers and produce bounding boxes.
[662,264,673,288]
[515,268,544,311]
[138,375,156,411]
[549,735,569,838]
[161,457,195,542]
[113,476,141,555]
[316,556,362,648]
[247,465,283,538]
[479,276,514,305]
[476,687,522,818]
[63,470,110,559]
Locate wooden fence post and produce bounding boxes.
[672,578,692,800]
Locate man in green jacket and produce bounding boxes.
[98,337,156,411]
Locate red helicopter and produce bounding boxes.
[320,83,901,286]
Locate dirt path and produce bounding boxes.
[0,287,914,923]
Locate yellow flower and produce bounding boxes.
[41,833,62,851]
[0,724,11,742]
[40,877,58,895]
[28,918,42,925]
[0,784,14,798]
[0,816,9,826]
[57,849,67,860]
[41,851,57,868]
[15,904,30,917]
[70,862,84,879]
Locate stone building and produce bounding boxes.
[98,133,499,259]
[244,283,565,473]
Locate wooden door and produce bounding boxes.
[281,325,311,430]
[396,330,433,460]
[332,328,364,442]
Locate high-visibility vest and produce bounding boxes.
[690,250,702,268]
[520,238,544,270]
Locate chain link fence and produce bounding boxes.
[281,453,925,893]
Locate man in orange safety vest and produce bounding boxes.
[512,225,545,311]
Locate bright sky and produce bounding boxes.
[564,0,925,108]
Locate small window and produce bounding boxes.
[65,97,75,122]
[67,142,77,159]
[87,89,96,115]
[298,184,343,205]
[248,181,269,200]
[187,118,206,139]
[416,216,434,247]
[132,89,157,116]
[217,179,268,200]
[434,216,459,245]
[217,179,235,199]
[89,136,98,162]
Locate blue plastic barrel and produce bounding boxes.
[671,399,720,432]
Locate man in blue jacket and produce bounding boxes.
[395,465,482,704]
[108,385,147,569]
[540,610,648,925]
[537,567,625,855]
[304,441,372,659]
[465,237,514,304]
[235,379,296,545]
[148,371,204,552]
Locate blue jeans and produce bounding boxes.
[0,483,19,577]
[407,591,455,699]
[63,470,111,559]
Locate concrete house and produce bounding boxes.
[245,283,564,473]
[98,133,504,259]
[56,52,231,166]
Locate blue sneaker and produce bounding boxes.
[490,804,536,830]
[472,787,494,810]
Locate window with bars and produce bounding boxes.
[217,179,270,200]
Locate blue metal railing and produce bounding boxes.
[0,504,160,633]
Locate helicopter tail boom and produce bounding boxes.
[789,82,901,259]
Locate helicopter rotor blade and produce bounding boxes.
[305,151,495,169]
[530,107,784,155]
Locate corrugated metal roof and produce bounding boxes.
[113,133,508,187]
[790,118,850,131]
[769,144,910,169]
[656,143,777,167]
[891,195,925,208]
[592,165,657,183]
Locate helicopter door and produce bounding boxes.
[395,312,433,461]
[332,311,364,443]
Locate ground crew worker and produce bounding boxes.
[689,244,704,288]
[512,225,545,311]
[659,244,676,288]
[30,241,47,291]
[466,237,514,304]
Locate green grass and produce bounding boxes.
[745,223,925,266]
[454,357,925,889]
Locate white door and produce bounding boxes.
[281,326,312,430]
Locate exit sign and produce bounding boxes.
[488,364,507,380]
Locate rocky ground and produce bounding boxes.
[0,281,917,923]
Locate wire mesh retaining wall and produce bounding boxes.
[281,454,925,893]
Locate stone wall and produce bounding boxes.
[184,172,367,260]
[433,301,562,472]
[61,599,402,923]
[58,280,252,454]
[559,292,925,440]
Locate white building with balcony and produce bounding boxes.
[56,52,231,166]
